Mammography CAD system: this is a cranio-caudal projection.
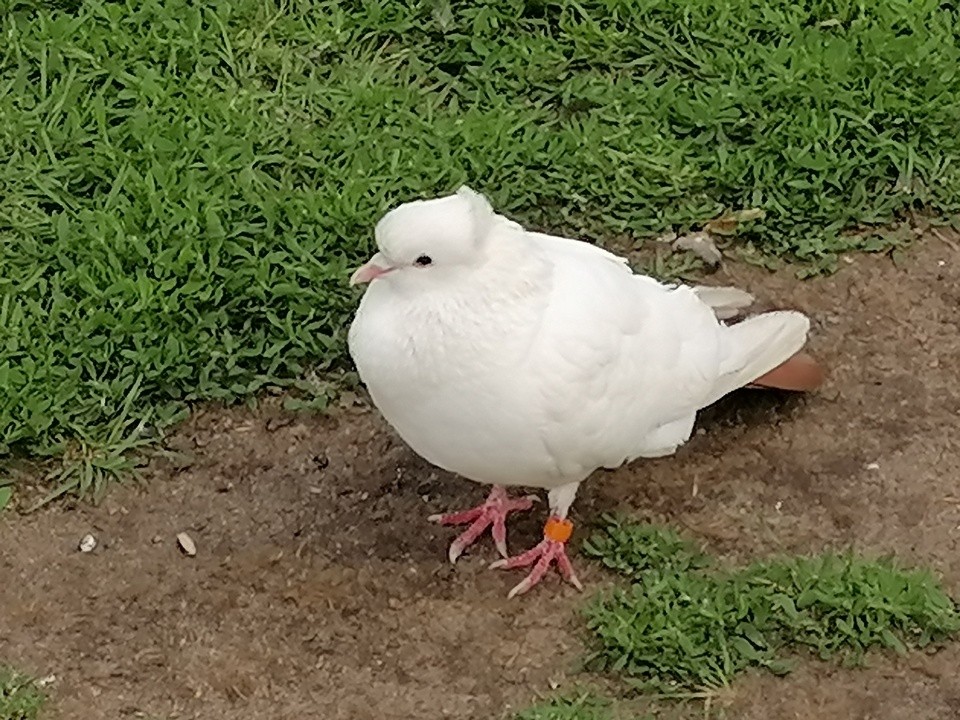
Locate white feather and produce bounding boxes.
[693,286,755,319]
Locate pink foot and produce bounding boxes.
[490,516,584,598]
[428,486,537,563]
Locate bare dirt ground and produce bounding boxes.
[2,237,960,720]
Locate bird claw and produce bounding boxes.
[491,537,582,598]
[492,528,509,559]
[449,538,468,564]
[429,486,537,563]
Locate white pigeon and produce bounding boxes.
[347,186,823,597]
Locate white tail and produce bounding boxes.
[693,286,755,320]
[702,311,811,407]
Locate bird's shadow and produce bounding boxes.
[695,387,808,433]
[575,388,808,518]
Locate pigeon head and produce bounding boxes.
[349,186,495,288]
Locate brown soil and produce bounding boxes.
[2,237,960,720]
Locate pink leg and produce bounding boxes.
[490,516,583,598]
[428,486,537,563]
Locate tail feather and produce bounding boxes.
[693,285,755,320]
[703,311,812,407]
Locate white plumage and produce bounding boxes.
[348,186,814,596]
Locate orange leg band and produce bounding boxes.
[543,516,574,543]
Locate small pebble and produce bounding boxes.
[177,532,197,557]
[78,534,97,553]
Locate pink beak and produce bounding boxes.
[349,254,394,286]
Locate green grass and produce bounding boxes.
[582,517,960,693]
[0,668,44,720]
[2,0,960,495]
[514,694,621,720]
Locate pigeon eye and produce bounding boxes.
[415,255,433,267]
